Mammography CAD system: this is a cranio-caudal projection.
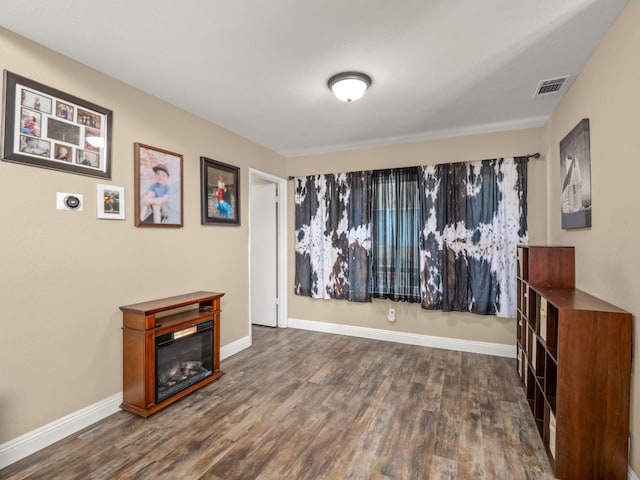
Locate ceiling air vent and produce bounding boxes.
[532,75,571,99]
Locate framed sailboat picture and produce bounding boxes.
[560,118,591,229]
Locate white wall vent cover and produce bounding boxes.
[532,75,571,99]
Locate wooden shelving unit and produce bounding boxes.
[120,291,225,417]
[516,246,632,479]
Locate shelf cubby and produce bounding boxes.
[528,289,538,332]
[545,303,558,359]
[535,338,546,379]
[544,351,557,413]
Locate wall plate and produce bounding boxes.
[387,308,396,322]
[56,192,83,211]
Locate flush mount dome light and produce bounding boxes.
[328,71,372,102]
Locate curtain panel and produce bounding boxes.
[294,172,372,302]
[420,157,528,317]
[294,157,528,318]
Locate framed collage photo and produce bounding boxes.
[134,143,183,228]
[200,157,240,225]
[1,70,112,179]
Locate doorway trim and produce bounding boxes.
[248,168,288,335]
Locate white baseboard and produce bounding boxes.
[0,392,122,469]
[288,317,516,358]
[630,466,639,480]
[0,335,253,470]
[221,334,251,360]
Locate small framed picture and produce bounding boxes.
[200,157,240,225]
[53,143,72,162]
[2,70,112,178]
[20,108,42,137]
[55,101,74,120]
[560,118,592,229]
[134,143,183,227]
[97,184,125,220]
[19,135,50,157]
[21,88,52,114]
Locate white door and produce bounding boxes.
[250,182,278,327]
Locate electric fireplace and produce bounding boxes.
[120,291,225,417]
[155,320,213,403]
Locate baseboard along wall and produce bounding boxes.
[0,335,252,469]
[288,317,517,358]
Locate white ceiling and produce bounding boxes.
[0,0,628,157]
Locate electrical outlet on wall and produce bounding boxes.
[387,308,396,322]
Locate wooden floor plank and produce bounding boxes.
[0,326,555,480]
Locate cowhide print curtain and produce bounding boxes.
[294,171,372,302]
[294,157,527,318]
[420,157,528,317]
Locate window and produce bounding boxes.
[370,167,421,302]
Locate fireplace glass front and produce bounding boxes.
[155,320,213,403]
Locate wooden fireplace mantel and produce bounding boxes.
[119,291,225,417]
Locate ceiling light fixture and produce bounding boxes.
[328,71,372,102]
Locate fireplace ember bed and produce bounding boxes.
[120,291,225,417]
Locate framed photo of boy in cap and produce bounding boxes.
[134,142,183,227]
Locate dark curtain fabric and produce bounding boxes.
[370,167,421,302]
[419,162,473,311]
[294,175,317,298]
[294,157,528,318]
[346,171,373,302]
[294,172,372,302]
[420,157,528,317]
[419,165,443,309]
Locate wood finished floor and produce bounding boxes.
[0,326,555,480]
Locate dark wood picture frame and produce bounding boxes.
[200,156,240,225]
[134,143,183,228]
[1,70,112,179]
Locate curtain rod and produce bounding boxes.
[287,153,541,180]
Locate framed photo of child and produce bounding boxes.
[134,143,183,227]
[97,184,125,220]
[200,157,240,225]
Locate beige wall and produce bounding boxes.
[4,1,638,472]
[286,128,546,345]
[543,1,640,471]
[0,27,285,443]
